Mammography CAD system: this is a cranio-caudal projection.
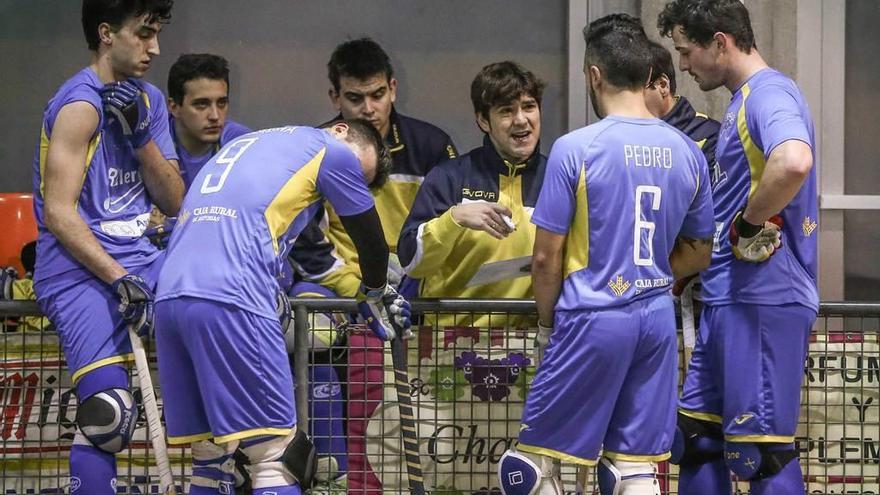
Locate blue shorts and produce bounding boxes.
[155,296,295,445]
[518,295,677,465]
[679,303,815,443]
[34,255,164,386]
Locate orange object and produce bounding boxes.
[0,193,38,275]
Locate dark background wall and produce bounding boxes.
[0,0,567,192]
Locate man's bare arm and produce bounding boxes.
[137,142,183,216]
[532,227,566,327]
[669,236,713,280]
[742,140,812,224]
[43,102,127,284]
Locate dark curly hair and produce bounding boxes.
[657,0,756,53]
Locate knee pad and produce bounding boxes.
[670,413,724,467]
[498,449,563,495]
[724,442,797,481]
[597,458,660,495]
[240,429,317,489]
[191,440,238,493]
[75,388,138,453]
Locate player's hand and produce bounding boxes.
[533,321,553,366]
[450,202,515,239]
[387,253,405,289]
[1,267,19,300]
[145,216,177,249]
[100,80,152,149]
[357,283,412,341]
[112,274,155,338]
[729,210,783,263]
[276,288,292,335]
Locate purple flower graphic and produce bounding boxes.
[455,351,531,402]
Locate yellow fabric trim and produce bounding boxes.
[168,431,214,445]
[563,162,589,278]
[317,265,361,298]
[264,148,325,253]
[726,434,795,443]
[214,427,294,445]
[517,443,597,466]
[603,450,671,462]
[679,409,723,424]
[406,208,466,279]
[71,353,134,384]
[695,111,709,119]
[696,138,707,149]
[737,83,766,200]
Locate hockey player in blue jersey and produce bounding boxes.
[659,1,819,493]
[154,120,412,495]
[32,1,181,493]
[498,16,715,495]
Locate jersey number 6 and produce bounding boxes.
[633,185,662,267]
[200,137,259,194]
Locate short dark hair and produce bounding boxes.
[583,15,653,91]
[647,41,677,94]
[321,119,392,189]
[167,54,230,104]
[657,0,756,53]
[82,0,173,51]
[327,38,394,93]
[470,61,545,120]
[587,13,648,39]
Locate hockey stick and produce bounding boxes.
[128,327,176,494]
[389,324,426,495]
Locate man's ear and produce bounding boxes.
[328,88,341,111]
[588,65,602,89]
[98,23,113,45]
[388,77,398,104]
[476,112,491,134]
[167,98,180,118]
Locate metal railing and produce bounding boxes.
[1,299,878,494]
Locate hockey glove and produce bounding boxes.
[100,80,152,149]
[533,321,553,366]
[276,288,292,335]
[112,274,155,338]
[0,267,18,300]
[356,283,412,341]
[144,217,177,249]
[729,210,783,263]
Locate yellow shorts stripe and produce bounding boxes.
[517,443,597,466]
[71,353,135,384]
[725,434,795,443]
[603,450,671,462]
[678,408,723,424]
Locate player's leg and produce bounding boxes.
[183,298,316,492]
[674,305,730,495]
[502,308,637,494]
[189,439,239,495]
[600,296,677,495]
[720,303,814,494]
[35,274,140,495]
[290,281,348,483]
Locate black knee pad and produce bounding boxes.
[725,442,798,480]
[282,429,317,489]
[670,413,725,467]
[75,388,138,453]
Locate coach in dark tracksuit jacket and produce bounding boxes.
[398,61,547,327]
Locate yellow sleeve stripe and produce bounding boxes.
[264,148,326,253]
[563,162,589,279]
[736,84,766,200]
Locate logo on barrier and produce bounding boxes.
[312,383,341,399]
[455,351,530,402]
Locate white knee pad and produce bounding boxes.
[191,440,238,492]
[596,458,660,495]
[498,449,563,495]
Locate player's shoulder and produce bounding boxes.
[137,79,168,106]
[745,69,804,103]
[221,119,252,142]
[395,111,453,151]
[49,68,102,111]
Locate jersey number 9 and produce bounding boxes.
[200,137,259,194]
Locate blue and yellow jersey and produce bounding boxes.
[155,126,374,319]
[533,116,714,311]
[310,110,456,296]
[702,68,818,310]
[663,95,720,168]
[32,68,177,283]
[171,117,251,191]
[398,137,546,303]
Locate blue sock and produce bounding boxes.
[678,460,732,495]
[253,485,302,495]
[750,456,804,495]
[69,442,117,495]
[309,363,348,475]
